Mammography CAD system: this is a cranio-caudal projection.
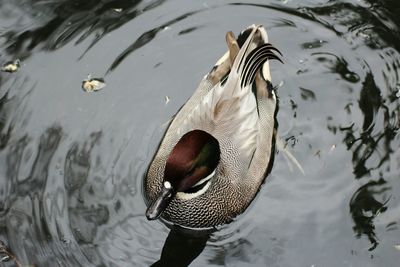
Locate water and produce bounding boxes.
[0,0,399,266]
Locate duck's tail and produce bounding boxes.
[225,25,282,95]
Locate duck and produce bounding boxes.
[144,25,282,229]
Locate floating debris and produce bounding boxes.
[1,59,20,73]
[273,80,284,91]
[113,8,123,12]
[276,135,305,175]
[82,75,106,92]
[329,144,337,153]
[165,95,170,105]
[299,58,308,64]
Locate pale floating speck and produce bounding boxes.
[299,58,308,64]
[1,59,20,73]
[396,84,400,98]
[329,144,337,153]
[82,76,106,92]
[395,244,400,251]
[274,80,284,90]
[113,8,122,12]
[165,95,170,104]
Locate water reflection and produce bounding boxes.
[2,126,91,266]
[107,9,203,73]
[312,52,360,83]
[150,229,209,267]
[0,0,399,266]
[1,0,166,58]
[339,66,399,249]
[7,126,62,197]
[64,132,101,193]
[349,178,390,251]
[0,93,13,151]
[339,72,397,179]
[260,0,400,252]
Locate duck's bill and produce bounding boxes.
[146,184,174,220]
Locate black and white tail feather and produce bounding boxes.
[234,26,283,89]
[241,43,282,87]
[211,25,282,105]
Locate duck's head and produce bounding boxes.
[146,130,220,220]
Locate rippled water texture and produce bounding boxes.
[0,0,399,266]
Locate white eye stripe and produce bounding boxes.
[175,169,216,200]
[192,169,216,187]
[176,181,212,200]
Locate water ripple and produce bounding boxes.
[0,0,168,59]
[107,9,205,73]
[0,0,400,266]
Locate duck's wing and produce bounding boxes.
[178,25,282,159]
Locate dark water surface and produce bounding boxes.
[0,0,399,266]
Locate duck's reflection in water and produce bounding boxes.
[151,228,210,267]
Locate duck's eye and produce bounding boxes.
[186,167,195,177]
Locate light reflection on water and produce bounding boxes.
[0,0,399,266]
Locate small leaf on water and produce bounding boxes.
[1,59,20,73]
[82,76,106,92]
